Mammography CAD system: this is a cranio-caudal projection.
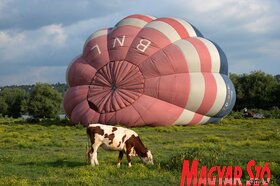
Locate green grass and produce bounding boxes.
[0,119,280,185]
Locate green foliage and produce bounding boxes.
[28,83,62,118]
[0,88,28,118]
[230,71,280,110]
[0,83,67,95]
[24,117,72,125]
[0,119,279,185]
[227,111,244,119]
[0,97,8,116]
[161,145,230,172]
[0,82,66,118]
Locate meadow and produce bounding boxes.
[0,118,279,186]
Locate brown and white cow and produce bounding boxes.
[86,124,154,167]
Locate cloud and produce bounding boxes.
[257,39,280,58]
[0,24,67,64]
[244,16,275,34]
[0,0,9,11]
[0,0,279,86]
[0,30,25,46]
[0,0,127,30]
[0,65,67,86]
[153,0,279,35]
[42,24,67,46]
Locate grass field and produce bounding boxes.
[0,118,279,185]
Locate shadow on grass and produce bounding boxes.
[19,159,86,168]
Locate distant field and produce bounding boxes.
[0,119,279,185]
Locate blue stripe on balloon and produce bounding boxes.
[206,117,222,124]
[190,23,204,37]
[211,41,228,75]
[214,74,236,118]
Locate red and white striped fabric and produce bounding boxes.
[64,14,236,127]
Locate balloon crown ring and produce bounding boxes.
[88,61,144,113]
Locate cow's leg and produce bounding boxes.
[89,142,101,166]
[92,142,101,166]
[88,147,95,166]
[117,151,124,168]
[88,147,94,165]
[126,151,132,168]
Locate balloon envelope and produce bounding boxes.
[64,14,236,127]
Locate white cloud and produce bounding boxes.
[0,31,27,61]
[0,31,25,45]
[170,0,278,35]
[41,24,67,46]
[187,0,226,12]
[0,24,67,63]
[186,0,268,19]
[244,16,275,34]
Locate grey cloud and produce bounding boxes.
[0,0,126,30]
[0,64,67,86]
[0,0,279,86]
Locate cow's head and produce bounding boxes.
[140,150,154,165]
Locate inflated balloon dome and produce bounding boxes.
[64,14,236,127]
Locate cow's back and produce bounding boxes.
[87,124,138,151]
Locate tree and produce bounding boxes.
[0,97,8,116]
[230,71,279,110]
[275,74,280,84]
[275,75,280,108]
[28,83,62,118]
[0,88,29,118]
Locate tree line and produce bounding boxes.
[230,71,280,110]
[0,71,279,119]
[0,83,64,118]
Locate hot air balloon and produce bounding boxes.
[64,14,236,127]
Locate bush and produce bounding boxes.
[264,107,280,118]
[227,111,243,119]
[0,88,28,118]
[28,83,62,118]
[161,145,230,171]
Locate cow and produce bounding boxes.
[86,124,154,168]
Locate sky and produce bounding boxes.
[0,0,279,86]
